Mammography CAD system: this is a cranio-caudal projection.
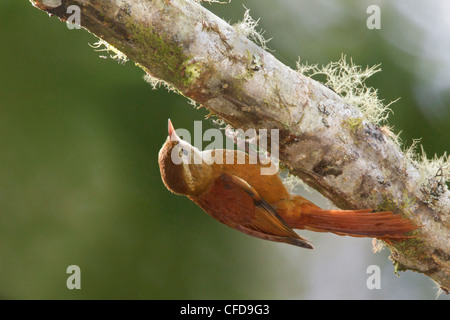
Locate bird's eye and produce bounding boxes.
[179,148,189,157]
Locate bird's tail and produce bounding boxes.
[288,198,418,240]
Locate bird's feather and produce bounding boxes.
[191,173,313,249]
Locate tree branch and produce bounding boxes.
[30,0,449,292]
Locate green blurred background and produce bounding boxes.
[0,0,448,299]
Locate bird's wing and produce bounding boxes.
[192,173,313,249]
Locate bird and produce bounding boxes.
[158,119,417,249]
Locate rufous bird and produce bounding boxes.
[158,120,417,249]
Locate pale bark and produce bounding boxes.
[30,0,449,292]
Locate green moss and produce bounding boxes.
[377,192,416,214]
[377,193,426,275]
[342,117,363,132]
[377,195,401,214]
[234,69,254,81]
[389,233,430,276]
[393,260,406,276]
[182,62,202,87]
[125,18,201,89]
[393,236,424,255]
[245,49,253,64]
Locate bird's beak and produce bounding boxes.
[168,119,180,141]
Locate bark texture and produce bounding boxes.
[30,0,449,292]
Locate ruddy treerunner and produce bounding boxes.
[158,120,417,249]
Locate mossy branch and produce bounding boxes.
[30,0,449,292]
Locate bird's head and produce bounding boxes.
[158,119,214,196]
